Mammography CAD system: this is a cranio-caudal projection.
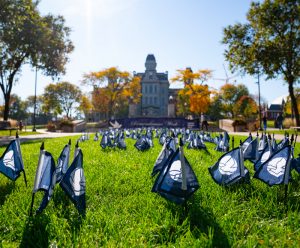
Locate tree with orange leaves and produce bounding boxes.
[82,67,141,119]
[171,68,212,117]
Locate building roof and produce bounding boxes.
[268,104,282,111]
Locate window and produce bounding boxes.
[154,97,157,105]
[145,85,148,94]
[154,85,157,93]
[149,85,153,93]
[145,97,148,105]
[149,97,153,105]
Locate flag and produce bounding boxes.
[152,144,199,204]
[253,138,273,171]
[55,141,71,183]
[215,132,230,152]
[241,135,252,151]
[134,135,151,151]
[116,132,126,150]
[243,138,258,161]
[0,139,25,182]
[209,147,250,186]
[258,134,268,151]
[60,148,86,214]
[151,137,176,177]
[100,132,114,149]
[32,144,56,214]
[94,132,99,141]
[254,145,292,186]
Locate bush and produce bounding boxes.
[232,119,247,126]
[47,121,56,132]
[58,119,74,128]
[283,118,296,128]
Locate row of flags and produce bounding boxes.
[0,133,85,215]
[209,133,298,187]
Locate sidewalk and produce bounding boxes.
[0,129,83,146]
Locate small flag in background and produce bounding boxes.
[94,132,99,141]
[100,132,114,149]
[134,135,151,151]
[243,138,258,161]
[60,147,86,215]
[253,137,273,171]
[209,147,250,186]
[152,139,199,205]
[215,132,230,152]
[0,138,26,183]
[31,143,56,214]
[55,140,71,184]
[254,145,292,186]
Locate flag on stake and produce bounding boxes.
[30,142,56,215]
[243,137,258,161]
[209,147,250,186]
[60,146,86,215]
[152,138,199,204]
[55,139,71,183]
[254,145,292,186]
[0,133,26,185]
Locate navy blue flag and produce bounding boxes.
[243,138,258,161]
[291,154,300,174]
[215,132,230,152]
[253,139,273,171]
[116,132,126,150]
[276,136,289,151]
[0,139,25,182]
[241,135,252,151]
[100,133,114,149]
[209,147,250,186]
[254,145,292,186]
[94,132,99,141]
[60,148,86,214]
[187,133,207,150]
[55,142,71,183]
[134,135,151,151]
[258,134,268,151]
[152,147,199,204]
[151,137,176,177]
[32,147,56,214]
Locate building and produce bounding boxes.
[133,54,170,117]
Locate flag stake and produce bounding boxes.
[29,193,35,216]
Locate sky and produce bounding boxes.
[11,0,288,105]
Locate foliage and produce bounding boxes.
[284,88,300,116]
[46,121,56,132]
[222,0,300,125]
[219,83,249,118]
[25,95,45,115]
[207,93,223,121]
[0,0,73,121]
[79,95,93,118]
[172,68,213,116]
[83,67,141,119]
[233,95,258,120]
[232,119,247,126]
[43,82,82,119]
[1,135,300,246]
[8,94,28,121]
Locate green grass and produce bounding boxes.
[0,130,41,137]
[1,134,300,247]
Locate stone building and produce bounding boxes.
[132,54,170,117]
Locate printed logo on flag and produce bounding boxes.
[218,155,238,175]
[3,150,15,171]
[261,151,271,164]
[267,157,286,177]
[70,168,85,196]
[168,160,182,183]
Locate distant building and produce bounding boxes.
[267,103,284,119]
[133,54,172,117]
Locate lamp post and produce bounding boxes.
[257,72,262,131]
[32,67,37,132]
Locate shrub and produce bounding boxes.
[47,121,56,132]
[232,119,247,126]
[283,118,296,128]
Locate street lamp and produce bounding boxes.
[32,67,37,132]
[257,72,262,131]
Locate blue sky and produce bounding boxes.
[12,0,288,104]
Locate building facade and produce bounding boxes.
[133,54,170,117]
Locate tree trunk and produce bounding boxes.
[3,93,10,121]
[288,81,300,126]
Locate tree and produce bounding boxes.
[8,94,28,121]
[83,67,141,119]
[233,95,258,120]
[43,82,82,119]
[284,88,300,117]
[222,0,300,125]
[219,83,249,118]
[171,68,213,117]
[0,0,74,120]
[79,94,93,118]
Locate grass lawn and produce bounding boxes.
[1,134,300,247]
[0,130,40,137]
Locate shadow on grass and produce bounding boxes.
[20,215,50,248]
[0,181,15,206]
[188,199,230,248]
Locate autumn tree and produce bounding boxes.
[83,67,141,119]
[219,83,249,118]
[222,0,300,125]
[43,82,82,119]
[171,68,213,117]
[8,94,28,121]
[233,95,258,120]
[79,94,93,118]
[284,88,300,117]
[0,0,74,120]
